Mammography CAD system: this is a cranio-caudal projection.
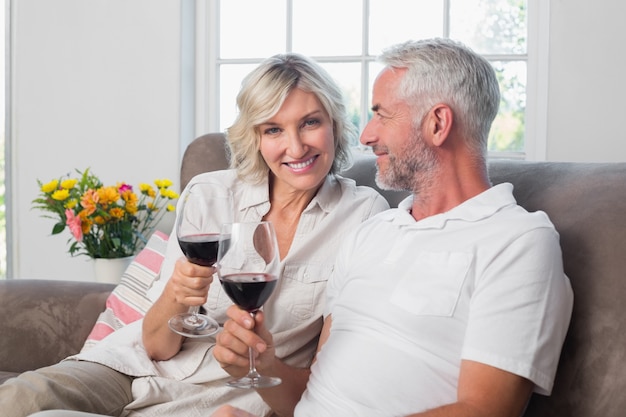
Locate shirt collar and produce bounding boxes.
[236,173,340,215]
[390,183,517,228]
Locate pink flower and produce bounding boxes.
[65,209,83,242]
[118,183,133,193]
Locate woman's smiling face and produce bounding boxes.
[258,88,335,194]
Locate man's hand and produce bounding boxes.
[214,305,277,377]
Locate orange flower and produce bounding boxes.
[80,189,99,216]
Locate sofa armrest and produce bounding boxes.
[0,279,114,373]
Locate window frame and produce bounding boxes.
[186,0,549,161]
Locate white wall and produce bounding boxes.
[8,0,626,281]
[547,0,626,161]
[10,0,182,280]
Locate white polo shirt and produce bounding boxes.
[296,183,573,417]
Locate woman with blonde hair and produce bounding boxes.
[6,53,388,417]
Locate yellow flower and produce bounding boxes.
[125,202,138,215]
[155,178,173,189]
[140,183,156,198]
[60,179,78,189]
[162,189,179,199]
[51,189,70,201]
[94,215,106,225]
[97,186,120,205]
[65,199,78,209]
[41,179,59,193]
[109,207,125,219]
[167,204,175,212]
[121,190,138,204]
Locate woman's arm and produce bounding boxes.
[142,258,215,360]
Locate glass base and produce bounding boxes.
[168,313,220,338]
[227,374,282,389]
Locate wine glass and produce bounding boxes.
[168,181,233,338]
[216,221,282,388]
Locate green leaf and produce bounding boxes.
[52,222,66,235]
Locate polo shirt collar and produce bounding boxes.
[392,183,516,228]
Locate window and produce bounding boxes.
[194,0,545,160]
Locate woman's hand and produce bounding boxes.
[166,257,215,307]
[142,257,215,360]
[213,305,276,377]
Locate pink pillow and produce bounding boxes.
[81,230,169,352]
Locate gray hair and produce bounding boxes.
[379,38,500,160]
[226,53,356,183]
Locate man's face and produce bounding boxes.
[360,67,438,193]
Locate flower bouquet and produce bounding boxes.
[33,168,179,259]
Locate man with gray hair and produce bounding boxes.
[214,38,573,417]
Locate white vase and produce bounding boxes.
[92,256,134,284]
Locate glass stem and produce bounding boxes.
[247,346,260,378]
[247,311,261,379]
[185,305,201,324]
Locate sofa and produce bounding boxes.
[1,132,625,417]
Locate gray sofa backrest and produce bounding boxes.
[182,133,626,417]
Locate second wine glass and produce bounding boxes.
[216,221,282,388]
[168,181,233,338]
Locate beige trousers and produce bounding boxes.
[0,360,132,417]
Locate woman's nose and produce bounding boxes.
[287,131,306,156]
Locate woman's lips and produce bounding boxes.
[285,155,318,171]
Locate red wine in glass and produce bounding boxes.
[178,233,220,267]
[168,181,233,338]
[216,221,281,389]
[219,273,278,312]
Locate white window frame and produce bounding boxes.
[183,0,549,161]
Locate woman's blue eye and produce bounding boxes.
[304,119,320,127]
[264,127,281,135]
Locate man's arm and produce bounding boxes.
[409,360,533,417]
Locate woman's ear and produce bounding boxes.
[426,104,453,147]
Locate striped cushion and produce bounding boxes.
[80,230,169,352]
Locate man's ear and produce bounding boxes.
[426,104,453,147]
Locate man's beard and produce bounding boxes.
[374,125,439,194]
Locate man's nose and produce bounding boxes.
[360,120,377,147]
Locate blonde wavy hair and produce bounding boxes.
[226,53,356,183]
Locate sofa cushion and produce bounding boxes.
[80,230,169,352]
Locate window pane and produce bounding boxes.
[220,0,286,59]
[219,64,257,130]
[369,0,443,55]
[449,0,527,54]
[489,61,526,152]
[292,0,362,56]
[319,62,362,145]
[366,61,385,112]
